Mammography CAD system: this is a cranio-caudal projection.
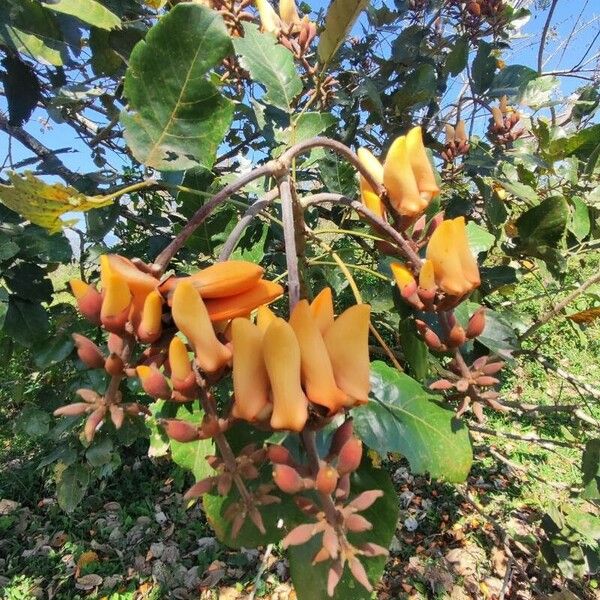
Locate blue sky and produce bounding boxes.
[1,0,598,178]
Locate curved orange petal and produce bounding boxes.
[405,126,440,195]
[171,279,231,373]
[231,318,271,421]
[290,300,347,413]
[256,304,278,333]
[100,273,131,333]
[137,290,163,343]
[263,318,308,431]
[324,304,371,405]
[204,279,283,322]
[189,261,264,299]
[69,279,102,325]
[309,287,334,334]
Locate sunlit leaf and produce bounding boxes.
[318,0,369,65]
[43,0,121,30]
[0,172,114,233]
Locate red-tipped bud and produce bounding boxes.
[475,375,500,387]
[316,464,339,495]
[161,419,200,442]
[104,353,124,376]
[53,403,93,417]
[184,477,216,500]
[70,280,103,325]
[266,445,294,465]
[109,404,124,429]
[84,406,106,442]
[273,464,304,494]
[137,291,163,343]
[72,334,105,369]
[482,361,504,375]
[447,324,466,348]
[328,418,354,457]
[415,320,446,352]
[337,437,363,475]
[466,308,486,339]
[345,513,372,533]
[136,365,171,399]
[347,489,383,512]
[429,379,454,391]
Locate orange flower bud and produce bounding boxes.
[337,437,363,475]
[383,135,425,217]
[289,300,347,413]
[171,280,231,373]
[168,336,196,396]
[161,419,200,443]
[136,365,171,399]
[85,407,106,442]
[231,318,271,422]
[104,353,124,375]
[273,463,304,494]
[137,291,163,343]
[316,464,339,495]
[425,217,480,296]
[107,333,124,356]
[189,261,264,299]
[69,279,102,325]
[455,120,467,142]
[262,318,308,432]
[491,106,504,128]
[255,0,282,33]
[100,273,131,333]
[357,148,385,219]
[72,333,105,369]
[256,304,277,333]
[279,0,300,25]
[103,254,157,299]
[203,279,283,322]
[309,287,334,334]
[445,124,455,144]
[405,126,440,197]
[391,262,417,298]
[323,304,371,405]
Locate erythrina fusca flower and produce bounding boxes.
[69,279,103,325]
[357,148,385,219]
[426,217,480,296]
[382,126,439,217]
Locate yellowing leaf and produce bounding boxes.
[567,307,600,324]
[317,0,369,66]
[0,172,114,233]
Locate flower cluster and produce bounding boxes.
[231,288,371,431]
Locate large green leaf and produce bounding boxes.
[516,196,569,248]
[2,297,49,347]
[43,0,121,30]
[56,463,90,513]
[233,24,302,111]
[287,457,398,600]
[0,0,67,66]
[353,361,472,482]
[446,36,469,76]
[581,439,600,500]
[489,65,538,98]
[548,124,600,162]
[318,0,369,66]
[394,63,436,110]
[121,3,234,171]
[471,41,496,95]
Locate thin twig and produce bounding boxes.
[470,425,583,449]
[278,175,301,310]
[538,0,560,74]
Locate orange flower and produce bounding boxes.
[390,263,417,298]
[425,217,480,296]
[418,259,436,292]
[204,279,283,322]
[137,291,163,343]
[383,127,439,217]
[262,318,308,431]
[231,318,271,421]
[69,279,102,325]
[171,279,231,373]
[324,304,371,405]
[309,287,334,334]
[357,147,385,219]
[100,273,131,333]
[188,261,264,298]
[255,0,281,33]
[279,0,300,26]
[136,365,171,399]
[256,305,277,333]
[289,300,347,413]
[168,336,197,399]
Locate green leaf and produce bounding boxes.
[43,0,121,30]
[15,405,50,437]
[516,196,569,248]
[549,124,600,162]
[320,151,357,197]
[291,112,336,143]
[233,24,302,111]
[3,298,49,347]
[471,41,496,95]
[170,405,215,481]
[489,65,538,98]
[33,333,74,369]
[521,75,558,108]
[446,36,469,76]
[466,221,495,255]
[0,0,67,66]
[394,63,436,110]
[398,318,428,381]
[56,463,90,512]
[287,457,399,600]
[568,196,591,242]
[86,437,114,467]
[121,3,234,171]
[354,361,472,482]
[581,439,600,500]
[318,0,369,65]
